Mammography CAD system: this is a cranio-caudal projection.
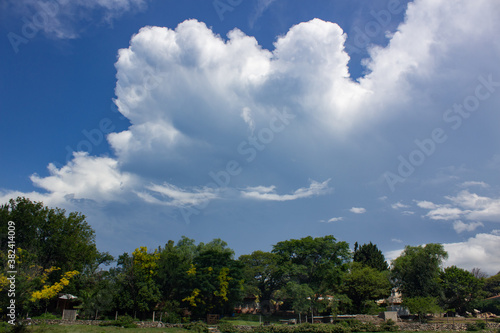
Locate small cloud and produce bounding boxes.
[241,179,332,201]
[453,220,484,233]
[460,181,489,188]
[415,200,438,209]
[391,202,409,210]
[241,107,255,134]
[350,207,366,214]
[379,196,388,201]
[320,217,344,223]
[391,238,403,243]
[249,0,278,27]
[140,183,218,207]
[402,211,415,215]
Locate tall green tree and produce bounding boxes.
[342,262,392,313]
[180,239,244,317]
[391,244,447,298]
[0,197,105,317]
[0,197,101,272]
[239,251,281,302]
[353,242,388,271]
[439,266,483,314]
[272,235,351,293]
[113,247,162,318]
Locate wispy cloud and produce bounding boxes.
[241,179,331,201]
[249,0,278,27]
[139,183,219,207]
[320,217,343,223]
[460,181,489,188]
[453,221,484,233]
[391,202,409,210]
[6,0,149,39]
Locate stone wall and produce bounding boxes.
[397,322,500,331]
[24,319,500,331]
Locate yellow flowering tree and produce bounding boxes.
[30,269,79,302]
[180,240,244,317]
[115,247,162,315]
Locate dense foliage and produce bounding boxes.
[1,197,499,322]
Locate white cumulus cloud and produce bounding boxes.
[350,207,366,214]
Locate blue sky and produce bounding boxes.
[2,0,500,275]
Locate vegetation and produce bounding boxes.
[391,244,448,298]
[1,197,499,326]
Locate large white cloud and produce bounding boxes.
[417,189,500,224]
[385,232,500,276]
[2,0,500,262]
[1,152,136,207]
[444,233,500,276]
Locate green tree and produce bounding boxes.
[0,197,101,272]
[391,244,447,298]
[353,242,388,271]
[0,197,104,317]
[342,262,392,313]
[272,235,351,293]
[403,297,442,322]
[180,239,244,317]
[113,247,162,318]
[239,251,281,302]
[281,282,316,316]
[483,272,500,297]
[439,266,484,314]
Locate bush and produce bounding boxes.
[219,322,236,333]
[466,321,487,331]
[99,315,137,328]
[251,323,351,333]
[163,312,182,323]
[5,322,29,333]
[476,321,487,330]
[379,319,398,332]
[32,313,60,320]
[185,321,209,333]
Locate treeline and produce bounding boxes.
[1,197,499,321]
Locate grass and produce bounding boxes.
[218,319,261,326]
[28,324,189,333]
[219,314,294,326]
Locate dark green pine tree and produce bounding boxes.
[353,242,389,271]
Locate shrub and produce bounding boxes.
[99,315,137,328]
[475,321,487,330]
[219,322,236,333]
[379,319,398,332]
[32,313,60,320]
[185,321,209,333]
[163,312,182,323]
[466,320,487,331]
